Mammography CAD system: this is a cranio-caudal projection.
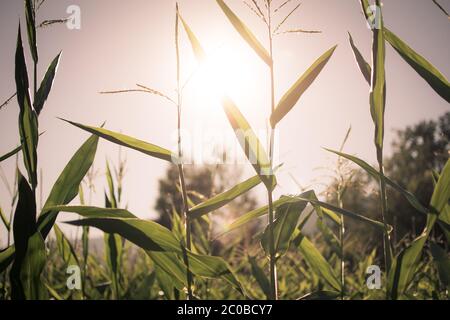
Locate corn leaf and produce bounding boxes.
[324,148,429,215]
[296,235,341,291]
[54,224,79,267]
[10,172,47,300]
[248,255,270,299]
[37,133,99,239]
[0,145,21,163]
[16,25,38,189]
[34,52,61,115]
[384,28,450,103]
[189,175,262,220]
[25,0,38,63]
[270,45,337,127]
[216,0,272,66]
[221,96,275,190]
[370,3,386,158]
[261,199,308,257]
[348,32,371,84]
[61,119,178,163]
[0,206,10,231]
[178,12,206,62]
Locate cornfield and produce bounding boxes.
[0,0,449,302]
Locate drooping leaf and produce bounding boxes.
[325,148,428,215]
[16,25,38,189]
[348,32,371,84]
[384,28,450,103]
[37,134,99,239]
[216,0,272,66]
[189,175,262,220]
[34,52,62,115]
[248,255,270,299]
[296,235,341,291]
[25,0,38,63]
[270,45,337,127]
[61,119,178,163]
[63,215,180,253]
[221,96,276,190]
[295,194,388,231]
[0,145,21,163]
[261,199,308,257]
[54,224,79,267]
[178,11,206,62]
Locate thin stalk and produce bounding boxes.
[266,1,278,301]
[337,191,345,300]
[378,157,393,273]
[175,3,193,300]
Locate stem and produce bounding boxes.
[377,155,393,277]
[267,1,278,301]
[337,191,345,300]
[175,3,193,300]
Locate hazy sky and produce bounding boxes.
[0,0,449,243]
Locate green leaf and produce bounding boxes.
[0,145,21,163]
[430,242,450,291]
[296,235,341,291]
[16,25,38,189]
[149,252,187,291]
[384,28,450,103]
[189,175,262,220]
[37,133,99,239]
[10,172,46,300]
[178,11,206,63]
[25,0,38,63]
[430,158,450,214]
[61,119,178,163]
[54,224,79,267]
[270,45,337,127]
[105,161,117,208]
[325,148,428,215]
[63,215,180,253]
[248,255,270,299]
[348,32,371,84]
[261,199,308,257]
[216,0,271,66]
[221,96,275,190]
[295,194,388,231]
[370,4,386,157]
[104,233,122,299]
[34,52,62,115]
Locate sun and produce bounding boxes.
[190,46,256,104]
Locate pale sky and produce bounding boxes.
[0,0,449,243]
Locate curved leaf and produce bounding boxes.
[189,175,262,220]
[296,235,341,291]
[384,28,450,103]
[216,0,271,66]
[178,11,206,63]
[348,32,371,84]
[0,145,21,163]
[270,45,337,127]
[61,119,178,163]
[221,96,275,190]
[37,133,99,239]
